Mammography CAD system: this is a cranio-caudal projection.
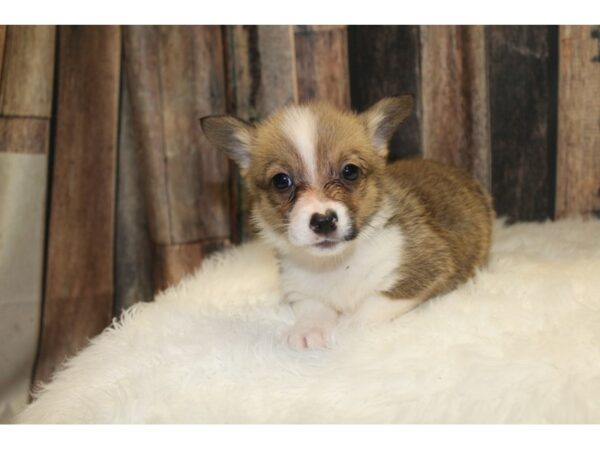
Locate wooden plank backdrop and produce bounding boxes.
[488,26,558,222]
[347,25,422,159]
[1,25,599,406]
[114,74,154,313]
[34,26,121,385]
[122,25,231,292]
[294,25,350,109]
[420,25,491,190]
[556,25,600,218]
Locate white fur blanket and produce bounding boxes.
[18,219,600,423]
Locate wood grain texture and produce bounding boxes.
[123,26,230,247]
[35,26,121,385]
[294,26,350,109]
[0,26,6,81]
[0,117,49,154]
[114,74,153,313]
[224,25,298,242]
[347,25,421,159]
[556,25,600,218]
[488,26,558,221]
[226,25,297,121]
[0,26,56,117]
[152,240,229,293]
[420,26,491,189]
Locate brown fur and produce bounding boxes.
[381,159,494,301]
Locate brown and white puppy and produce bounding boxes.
[201,96,493,350]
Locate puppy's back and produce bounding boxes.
[385,158,494,287]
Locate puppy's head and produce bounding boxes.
[201,96,413,257]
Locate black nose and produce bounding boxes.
[309,210,338,235]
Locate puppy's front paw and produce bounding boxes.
[287,324,333,351]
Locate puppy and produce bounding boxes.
[201,96,493,350]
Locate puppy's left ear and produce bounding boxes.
[200,115,255,171]
[360,95,414,157]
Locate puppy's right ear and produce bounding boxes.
[200,115,254,170]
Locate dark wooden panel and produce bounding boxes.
[35,26,121,385]
[123,26,230,246]
[0,117,49,154]
[114,73,153,313]
[488,26,558,221]
[347,25,421,160]
[295,25,350,109]
[0,26,55,118]
[556,25,600,218]
[224,25,298,242]
[420,26,491,189]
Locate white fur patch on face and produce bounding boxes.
[287,192,352,256]
[280,106,318,183]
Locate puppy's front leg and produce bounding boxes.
[287,299,338,351]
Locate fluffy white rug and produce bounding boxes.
[18,219,600,424]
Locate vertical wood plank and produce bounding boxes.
[0,26,56,118]
[556,26,600,218]
[488,26,558,222]
[224,25,298,242]
[420,26,491,189]
[34,26,121,385]
[294,25,350,109]
[123,26,230,291]
[0,25,56,419]
[114,72,153,313]
[0,26,6,80]
[347,25,422,160]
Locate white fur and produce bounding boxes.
[281,218,403,315]
[280,106,318,183]
[261,198,402,349]
[17,218,600,424]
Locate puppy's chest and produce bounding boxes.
[280,225,404,313]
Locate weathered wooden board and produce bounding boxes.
[124,26,230,245]
[114,74,153,313]
[0,26,6,80]
[488,26,558,221]
[420,26,491,189]
[224,25,298,242]
[34,26,121,385]
[347,25,421,160]
[294,25,350,109]
[0,26,56,118]
[0,117,49,154]
[556,26,600,218]
[123,26,230,289]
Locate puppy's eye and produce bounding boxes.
[272,173,293,190]
[341,164,360,181]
